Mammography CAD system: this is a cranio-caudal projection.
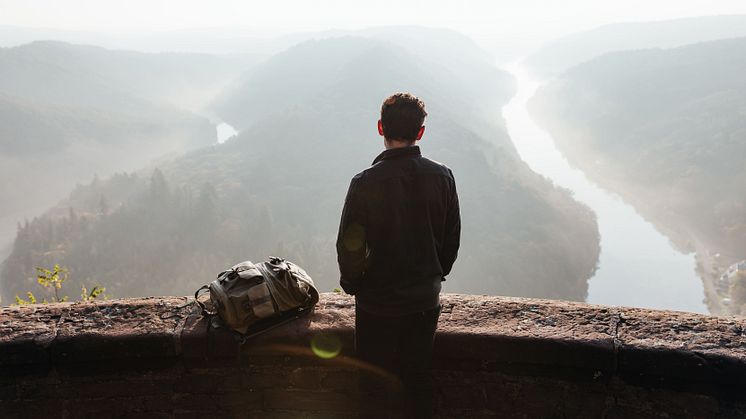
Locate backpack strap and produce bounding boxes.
[194,284,211,316]
[236,305,316,345]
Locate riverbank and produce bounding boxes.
[523,82,742,316]
[502,61,707,314]
[537,163,735,315]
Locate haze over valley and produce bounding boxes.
[0,41,262,260]
[1,31,600,301]
[1,5,745,315]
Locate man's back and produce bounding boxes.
[336,145,460,315]
[337,92,459,418]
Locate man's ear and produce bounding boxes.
[415,125,425,141]
[377,120,384,137]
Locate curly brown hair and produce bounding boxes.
[380,92,427,142]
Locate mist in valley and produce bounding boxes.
[1,1,745,316]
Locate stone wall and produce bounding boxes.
[1,293,745,418]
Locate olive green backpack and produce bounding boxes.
[195,256,319,337]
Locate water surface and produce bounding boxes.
[216,122,237,144]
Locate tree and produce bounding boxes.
[149,168,170,203]
[98,194,109,215]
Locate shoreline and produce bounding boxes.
[530,122,739,316]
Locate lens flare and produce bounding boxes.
[311,332,342,359]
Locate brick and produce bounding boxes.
[22,377,175,399]
[254,410,358,419]
[0,399,65,417]
[437,332,616,377]
[263,388,357,412]
[174,410,208,419]
[48,334,179,376]
[242,353,326,368]
[67,396,149,415]
[207,324,242,360]
[242,366,293,389]
[174,371,242,394]
[437,408,497,419]
[0,339,52,377]
[127,413,171,419]
[173,390,262,411]
[482,381,521,409]
[289,367,324,389]
[320,369,359,390]
[439,385,486,409]
[302,413,359,419]
[50,332,177,363]
[143,395,176,412]
[561,394,615,419]
[180,314,209,360]
[0,383,18,401]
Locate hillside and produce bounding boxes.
[0,41,261,112]
[211,27,507,131]
[525,15,746,79]
[529,37,746,309]
[0,41,261,259]
[1,34,599,303]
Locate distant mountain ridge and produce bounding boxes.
[0,40,261,112]
[1,33,600,302]
[526,15,746,79]
[0,24,491,59]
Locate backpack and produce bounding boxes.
[195,256,319,336]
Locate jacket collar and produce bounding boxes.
[372,145,421,165]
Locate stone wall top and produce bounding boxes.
[1,293,745,400]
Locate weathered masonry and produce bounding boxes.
[1,293,745,418]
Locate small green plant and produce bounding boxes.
[36,264,69,302]
[14,291,37,305]
[80,285,107,302]
[13,264,110,305]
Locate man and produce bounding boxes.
[336,92,461,418]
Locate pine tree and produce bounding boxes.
[148,168,170,206]
[98,194,109,215]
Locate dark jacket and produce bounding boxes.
[336,145,460,316]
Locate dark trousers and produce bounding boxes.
[355,304,441,419]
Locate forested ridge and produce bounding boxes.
[1,33,600,302]
[0,41,261,257]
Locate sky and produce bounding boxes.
[2,0,746,53]
[4,0,746,35]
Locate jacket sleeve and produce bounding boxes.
[336,176,368,295]
[440,171,461,278]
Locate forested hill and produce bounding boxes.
[0,41,261,261]
[211,28,505,132]
[0,41,261,112]
[1,34,600,302]
[529,37,746,281]
[525,15,746,79]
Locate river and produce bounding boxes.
[216,122,238,144]
[501,62,707,314]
